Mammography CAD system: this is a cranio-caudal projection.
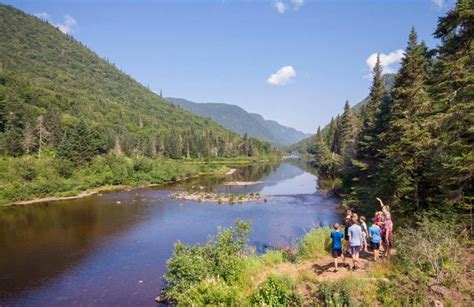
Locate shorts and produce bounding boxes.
[332,249,342,258]
[370,242,380,250]
[350,245,361,254]
[345,235,350,241]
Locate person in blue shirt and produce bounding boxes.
[368,222,382,261]
[330,223,345,272]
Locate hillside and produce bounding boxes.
[0,4,271,160]
[167,97,310,146]
[287,73,396,153]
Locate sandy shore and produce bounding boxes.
[6,168,238,207]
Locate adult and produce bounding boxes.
[383,217,394,258]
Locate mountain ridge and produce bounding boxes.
[167,97,310,146]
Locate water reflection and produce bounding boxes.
[0,163,340,306]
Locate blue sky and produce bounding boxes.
[4,0,454,133]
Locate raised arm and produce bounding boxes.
[376,197,384,208]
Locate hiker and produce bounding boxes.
[343,209,353,254]
[330,223,345,272]
[348,215,363,270]
[377,197,391,219]
[368,220,382,261]
[360,216,369,252]
[383,216,394,258]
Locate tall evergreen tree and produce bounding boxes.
[379,28,432,214]
[427,0,473,212]
[339,100,358,161]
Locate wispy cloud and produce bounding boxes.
[274,1,287,14]
[274,0,304,13]
[432,0,445,8]
[267,66,296,85]
[34,12,50,20]
[57,15,77,34]
[34,12,78,34]
[365,49,404,78]
[292,0,304,10]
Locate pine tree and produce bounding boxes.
[4,111,23,156]
[339,100,358,161]
[379,28,432,214]
[57,119,98,164]
[427,0,473,212]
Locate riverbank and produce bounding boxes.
[0,153,276,206]
[161,222,472,306]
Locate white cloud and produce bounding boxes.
[267,66,296,85]
[432,0,445,8]
[56,15,77,34]
[34,12,77,34]
[274,1,287,14]
[34,12,50,20]
[365,49,404,76]
[292,0,304,10]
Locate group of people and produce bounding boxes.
[330,197,394,272]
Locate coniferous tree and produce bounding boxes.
[57,119,99,164]
[427,0,473,212]
[339,100,358,161]
[378,28,432,214]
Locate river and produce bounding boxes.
[0,162,340,306]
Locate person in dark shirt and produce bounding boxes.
[330,223,345,272]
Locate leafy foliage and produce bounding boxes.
[164,220,251,302]
[251,275,302,306]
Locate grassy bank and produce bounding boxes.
[0,154,278,206]
[162,221,472,306]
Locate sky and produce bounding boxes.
[3,0,455,133]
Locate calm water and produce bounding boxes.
[0,162,340,306]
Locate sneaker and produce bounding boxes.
[352,265,357,271]
[333,269,338,273]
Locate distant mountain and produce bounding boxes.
[287,73,396,152]
[167,98,311,146]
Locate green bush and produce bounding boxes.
[395,219,465,285]
[319,280,352,307]
[164,220,251,302]
[177,277,242,306]
[297,227,332,261]
[251,275,302,306]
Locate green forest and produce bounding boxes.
[301,0,472,221]
[0,4,275,204]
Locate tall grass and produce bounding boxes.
[297,227,332,261]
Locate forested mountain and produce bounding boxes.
[0,4,272,161]
[303,0,473,220]
[167,97,310,146]
[287,73,396,153]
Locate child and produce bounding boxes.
[330,223,345,272]
[383,217,394,258]
[348,215,363,270]
[343,209,353,254]
[360,216,368,252]
[368,222,381,261]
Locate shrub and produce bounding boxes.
[251,275,302,306]
[297,227,332,261]
[177,277,241,306]
[395,219,465,285]
[164,220,251,302]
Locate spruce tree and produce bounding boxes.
[427,0,473,212]
[379,28,432,214]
